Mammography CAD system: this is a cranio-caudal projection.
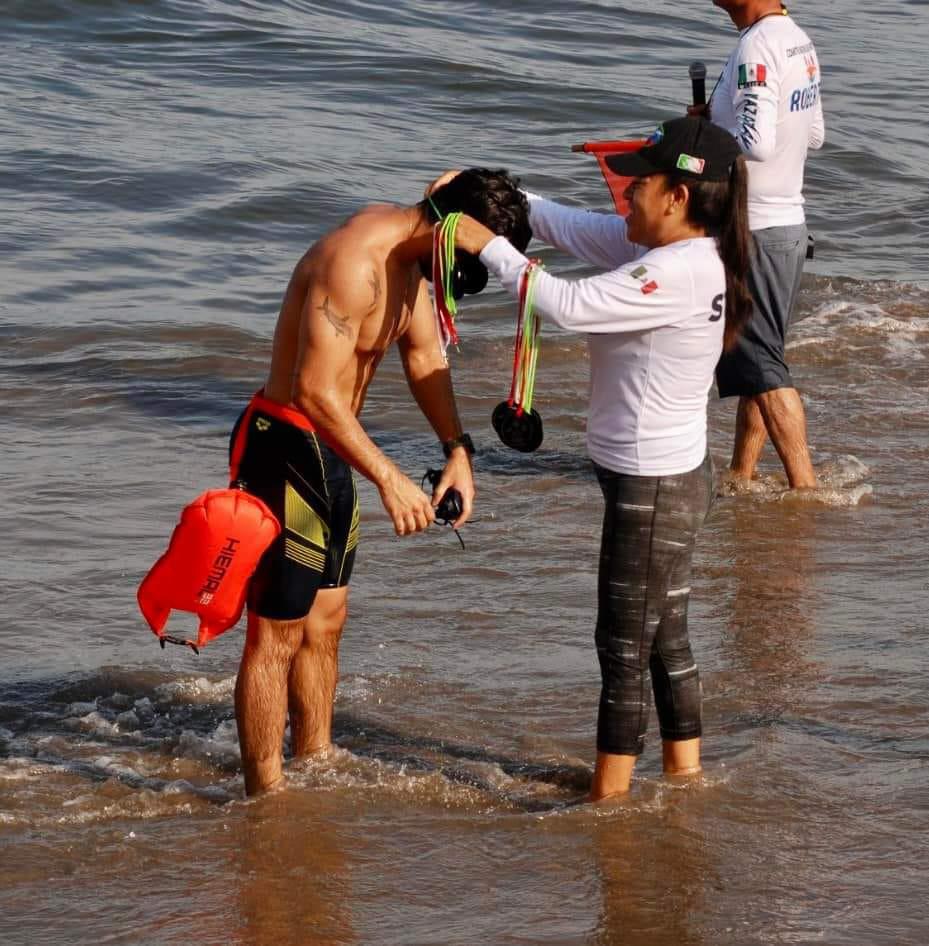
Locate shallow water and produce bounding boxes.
[2,1,928,944]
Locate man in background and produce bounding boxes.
[695,1,824,488]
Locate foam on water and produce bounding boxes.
[790,294,929,363]
[154,675,236,705]
[0,669,602,828]
[716,454,873,506]
[281,742,594,814]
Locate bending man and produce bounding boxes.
[229,170,531,795]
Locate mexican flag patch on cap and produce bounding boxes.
[676,153,706,175]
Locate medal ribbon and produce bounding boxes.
[507,261,542,415]
[432,212,463,356]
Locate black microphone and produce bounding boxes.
[689,60,707,107]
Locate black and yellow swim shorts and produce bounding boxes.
[229,390,359,620]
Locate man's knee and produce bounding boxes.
[755,386,807,426]
[243,613,304,664]
[302,590,348,650]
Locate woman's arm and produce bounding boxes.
[480,235,683,333]
[525,192,644,270]
[454,216,684,334]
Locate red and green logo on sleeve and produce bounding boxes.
[631,265,659,295]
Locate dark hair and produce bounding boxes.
[666,155,753,350]
[419,168,532,253]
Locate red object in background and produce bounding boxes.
[137,488,281,652]
[571,139,648,216]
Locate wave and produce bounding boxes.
[0,667,600,829]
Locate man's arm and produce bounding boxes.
[809,83,825,150]
[396,278,474,528]
[293,257,435,537]
[720,35,780,162]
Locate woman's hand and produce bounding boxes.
[423,170,498,254]
[454,214,496,256]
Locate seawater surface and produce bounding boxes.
[1,2,927,944]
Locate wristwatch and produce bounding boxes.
[442,432,475,458]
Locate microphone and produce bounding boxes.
[689,60,707,107]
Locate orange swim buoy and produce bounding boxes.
[137,488,281,652]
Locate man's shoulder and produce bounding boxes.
[350,201,405,222]
[337,202,406,239]
[743,15,817,59]
[313,203,405,262]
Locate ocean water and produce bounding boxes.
[1,1,927,944]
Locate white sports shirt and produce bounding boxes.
[480,194,726,477]
[710,12,824,230]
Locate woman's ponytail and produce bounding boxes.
[717,155,753,351]
[668,155,753,350]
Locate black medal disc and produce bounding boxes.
[493,402,544,453]
[492,400,511,435]
[451,253,489,300]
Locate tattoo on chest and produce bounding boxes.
[320,296,353,339]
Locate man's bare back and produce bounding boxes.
[265,205,421,414]
[262,201,472,535]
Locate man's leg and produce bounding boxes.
[755,387,817,489]
[235,612,303,796]
[723,224,816,488]
[288,586,349,757]
[730,395,768,481]
[730,389,816,488]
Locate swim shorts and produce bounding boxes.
[229,391,359,620]
[716,224,808,398]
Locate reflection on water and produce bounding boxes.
[231,794,356,946]
[591,801,711,946]
[721,502,821,723]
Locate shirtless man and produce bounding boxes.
[228,169,531,795]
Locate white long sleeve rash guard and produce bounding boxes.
[710,13,824,230]
[480,194,726,477]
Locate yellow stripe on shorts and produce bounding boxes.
[285,481,330,547]
[346,488,360,553]
[284,537,326,572]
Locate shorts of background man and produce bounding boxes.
[593,454,714,757]
[228,394,359,620]
[716,224,809,398]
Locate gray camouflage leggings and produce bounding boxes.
[594,455,714,756]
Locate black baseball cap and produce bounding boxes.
[605,117,741,182]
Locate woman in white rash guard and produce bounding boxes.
[451,117,752,801]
